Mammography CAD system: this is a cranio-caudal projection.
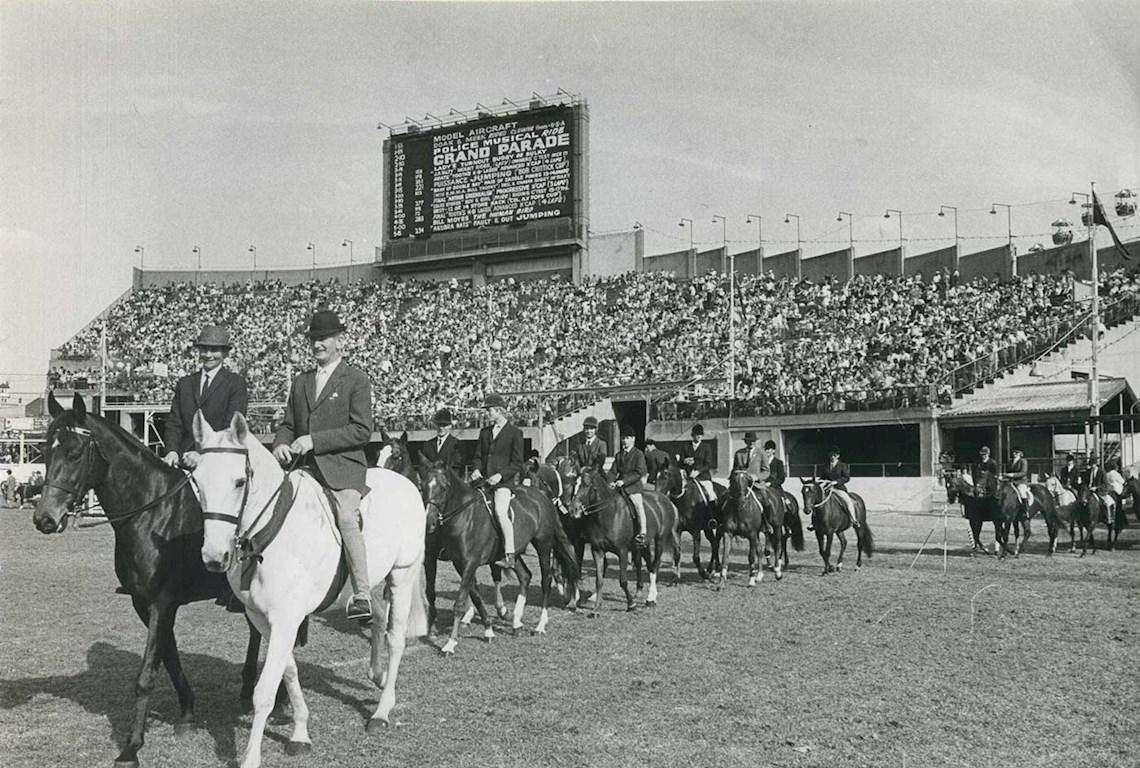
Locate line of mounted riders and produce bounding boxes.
[383,411,875,628]
[944,445,1130,557]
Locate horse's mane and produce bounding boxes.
[49,409,171,473]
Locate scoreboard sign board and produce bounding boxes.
[387,105,577,240]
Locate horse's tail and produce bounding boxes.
[861,518,875,558]
[786,504,805,552]
[405,557,431,639]
[550,509,581,589]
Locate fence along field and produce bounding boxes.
[1,508,1136,768]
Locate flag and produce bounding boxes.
[1092,192,1132,260]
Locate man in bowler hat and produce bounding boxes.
[422,408,464,475]
[273,309,375,622]
[471,393,524,569]
[164,325,248,470]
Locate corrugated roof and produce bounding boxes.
[940,378,1132,418]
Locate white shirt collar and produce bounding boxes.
[316,358,341,377]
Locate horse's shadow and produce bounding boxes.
[0,640,374,762]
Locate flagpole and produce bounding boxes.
[1089,180,1099,463]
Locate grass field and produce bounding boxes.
[2,504,1138,768]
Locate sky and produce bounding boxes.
[2,0,1138,397]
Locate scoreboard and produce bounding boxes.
[386,104,582,243]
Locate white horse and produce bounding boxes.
[195,413,427,768]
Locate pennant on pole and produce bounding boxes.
[1092,192,1133,260]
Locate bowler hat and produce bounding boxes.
[583,416,599,429]
[306,309,346,340]
[483,392,506,409]
[691,424,704,436]
[763,440,776,450]
[432,408,452,426]
[620,424,636,437]
[829,446,841,456]
[743,431,758,442]
[1012,447,1023,455]
[194,325,231,348]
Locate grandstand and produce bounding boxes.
[37,229,1140,507]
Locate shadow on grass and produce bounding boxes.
[0,639,375,763]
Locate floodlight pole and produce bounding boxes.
[1089,182,1100,462]
[713,214,732,399]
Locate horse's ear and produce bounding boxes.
[193,410,215,446]
[48,391,64,418]
[72,393,87,419]
[399,431,409,444]
[231,412,250,443]
[380,429,391,444]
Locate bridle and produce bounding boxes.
[43,424,194,527]
[196,446,253,528]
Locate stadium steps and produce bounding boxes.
[540,397,616,459]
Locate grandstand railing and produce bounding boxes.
[939,291,1140,401]
[790,462,922,478]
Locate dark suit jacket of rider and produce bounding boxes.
[610,447,647,495]
[573,437,608,473]
[768,457,787,488]
[273,361,373,494]
[475,422,524,485]
[821,460,850,489]
[164,366,249,454]
[677,440,714,481]
[644,447,670,483]
[421,434,464,475]
[1058,464,1079,488]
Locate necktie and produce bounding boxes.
[314,368,328,399]
[438,437,445,453]
[200,371,211,396]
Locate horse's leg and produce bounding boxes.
[240,617,262,713]
[589,547,606,617]
[836,530,848,572]
[491,564,510,620]
[772,522,784,581]
[534,540,553,634]
[116,597,172,767]
[968,515,983,555]
[369,565,416,729]
[240,617,303,768]
[424,545,439,633]
[617,548,635,611]
[816,528,828,575]
[510,556,532,634]
[747,533,761,587]
[646,535,662,607]
[280,651,312,754]
[442,560,482,655]
[158,612,197,737]
[690,525,705,581]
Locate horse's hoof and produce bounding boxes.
[626,605,637,613]
[114,753,139,768]
[365,718,389,733]
[173,721,196,738]
[532,627,546,635]
[496,606,511,620]
[511,624,523,636]
[440,639,458,655]
[775,571,783,581]
[587,610,599,619]
[285,740,314,755]
[645,600,656,608]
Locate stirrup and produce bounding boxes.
[495,552,516,569]
[346,595,372,623]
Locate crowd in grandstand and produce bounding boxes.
[52,265,1140,426]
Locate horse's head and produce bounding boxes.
[729,469,752,498]
[420,462,456,536]
[35,392,107,534]
[194,411,260,573]
[570,466,603,519]
[553,456,581,516]
[799,477,822,510]
[382,431,419,485]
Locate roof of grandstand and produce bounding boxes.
[939,378,1134,419]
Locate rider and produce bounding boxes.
[763,440,786,490]
[733,431,769,483]
[1003,447,1032,518]
[976,446,999,494]
[1058,453,1079,490]
[677,424,717,511]
[162,324,249,611]
[521,449,542,487]
[609,424,648,547]
[573,416,608,472]
[1105,459,1125,529]
[273,309,374,623]
[163,324,249,471]
[421,408,464,475]
[643,437,670,489]
[471,393,524,569]
[820,447,859,529]
[1078,452,1116,529]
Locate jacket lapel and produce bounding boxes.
[305,370,317,410]
[312,363,347,411]
[199,368,224,408]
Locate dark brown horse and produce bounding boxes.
[946,471,1028,556]
[567,466,679,614]
[378,433,510,628]
[421,466,579,655]
[654,461,723,580]
[1074,486,1126,555]
[32,393,259,768]
[718,470,804,586]
[799,478,873,574]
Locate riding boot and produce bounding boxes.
[495,506,516,569]
[634,498,647,548]
[336,502,372,623]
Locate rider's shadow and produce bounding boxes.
[0,640,373,761]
